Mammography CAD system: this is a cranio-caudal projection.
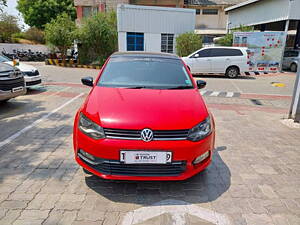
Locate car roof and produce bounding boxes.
[203,46,248,50]
[111,52,180,60]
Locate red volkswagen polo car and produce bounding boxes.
[73,52,215,181]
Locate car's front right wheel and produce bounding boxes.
[225,66,239,78]
[291,63,297,72]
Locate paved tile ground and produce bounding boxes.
[0,65,299,225]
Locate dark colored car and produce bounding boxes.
[0,63,26,102]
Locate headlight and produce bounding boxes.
[78,113,105,139]
[187,117,212,142]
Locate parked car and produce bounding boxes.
[0,63,26,102]
[283,49,299,72]
[0,54,42,87]
[182,47,249,78]
[73,52,215,181]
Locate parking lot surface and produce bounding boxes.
[0,63,299,225]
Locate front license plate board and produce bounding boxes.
[12,87,23,93]
[120,151,172,164]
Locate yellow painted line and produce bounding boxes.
[271,82,285,87]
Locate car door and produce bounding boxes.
[187,49,212,73]
[209,48,229,73]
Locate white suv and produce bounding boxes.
[182,47,249,78]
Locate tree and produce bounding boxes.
[216,25,253,46]
[0,13,20,42]
[76,11,118,65]
[45,13,76,59]
[0,0,7,12]
[176,32,202,57]
[17,0,76,29]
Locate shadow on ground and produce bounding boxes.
[0,97,76,184]
[85,146,230,206]
[193,74,256,80]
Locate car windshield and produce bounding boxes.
[97,56,194,89]
[0,55,11,63]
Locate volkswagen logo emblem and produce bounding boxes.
[140,128,153,142]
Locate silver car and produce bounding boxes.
[283,49,299,72]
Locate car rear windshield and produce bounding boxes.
[97,57,194,89]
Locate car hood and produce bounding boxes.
[4,61,37,72]
[82,87,209,130]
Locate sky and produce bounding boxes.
[3,0,29,30]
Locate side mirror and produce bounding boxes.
[196,80,206,89]
[81,76,94,87]
[193,53,199,58]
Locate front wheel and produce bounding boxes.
[0,99,9,104]
[291,63,297,72]
[225,67,239,78]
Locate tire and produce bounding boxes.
[225,66,239,78]
[0,99,9,103]
[83,168,93,175]
[291,63,297,72]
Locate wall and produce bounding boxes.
[118,32,176,53]
[117,5,195,34]
[129,0,184,7]
[191,6,227,29]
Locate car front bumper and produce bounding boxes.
[73,126,215,181]
[0,88,27,101]
[24,75,42,87]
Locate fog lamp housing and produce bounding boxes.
[193,151,210,165]
[78,149,96,165]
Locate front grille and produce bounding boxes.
[26,80,41,86]
[0,77,25,91]
[78,153,186,176]
[103,128,189,141]
[24,70,39,77]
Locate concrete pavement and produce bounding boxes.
[0,64,299,225]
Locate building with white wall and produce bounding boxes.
[225,0,300,49]
[117,4,195,53]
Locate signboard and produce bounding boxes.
[233,32,286,72]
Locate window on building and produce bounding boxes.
[202,9,218,15]
[161,34,174,53]
[127,32,144,51]
[196,9,201,15]
[82,6,98,17]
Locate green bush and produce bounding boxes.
[176,32,202,57]
[12,32,25,39]
[76,11,117,65]
[45,13,76,59]
[24,27,45,44]
[216,25,253,46]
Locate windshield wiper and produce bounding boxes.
[166,86,194,90]
[122,86,148,89]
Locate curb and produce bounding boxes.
[45,59,101,70]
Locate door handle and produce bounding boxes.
[226,58,230,60]
[206,59,211,61]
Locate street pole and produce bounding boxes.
[289,66,300,122]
